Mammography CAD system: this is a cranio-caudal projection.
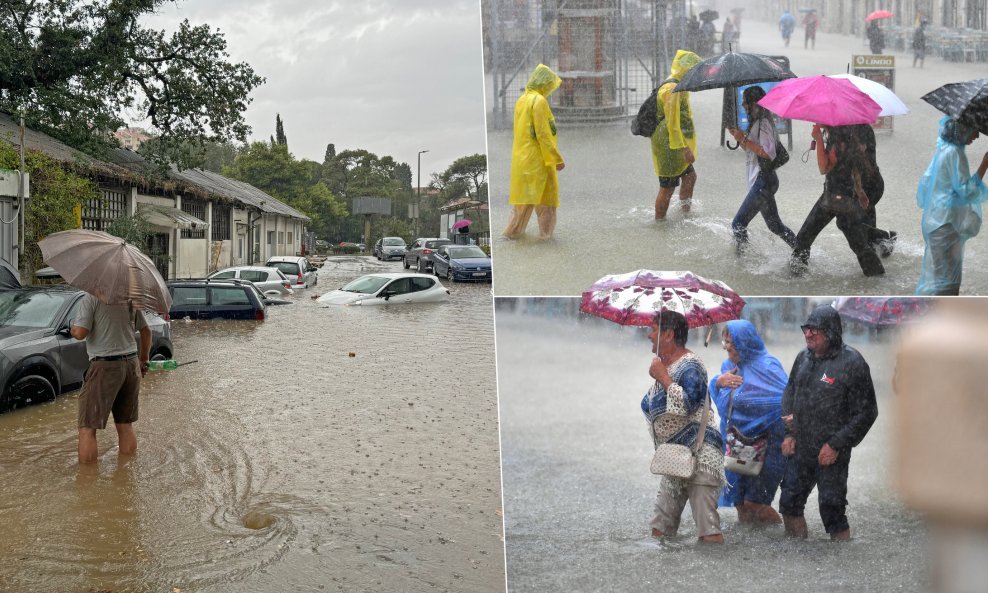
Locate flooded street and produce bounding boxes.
[0,257,503,593]
[487,17,988,297]
[494,300,928,593]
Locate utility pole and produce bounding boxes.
[416,150,429,237]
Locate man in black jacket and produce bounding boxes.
[778,304,879,540]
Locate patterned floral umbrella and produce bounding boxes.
[832,297,932,327]
[579,270,746,328]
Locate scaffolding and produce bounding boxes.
[485,1,696,129]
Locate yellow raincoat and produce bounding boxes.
[509,64,564,207]
[651,50,701,178]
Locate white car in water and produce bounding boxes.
[317,273,450,306]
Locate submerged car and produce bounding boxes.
[167,278,290,320]
[432,244,492,282]
[207,266,294,296]
[265,256,318,288]
[374,237,407,261]
[0,286,173,412]
[317,273,450,306]
[403,238,452,272]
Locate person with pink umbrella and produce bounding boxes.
[757,76,886,277]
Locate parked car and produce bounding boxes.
[265,255,318,288]
[374,237,407,261]
[0,286,173,412]
[167,278,290,320]
[432,244,493,282]
[403,238,453,272]
[207,266,294,296]
[317,273,450,306]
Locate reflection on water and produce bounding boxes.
[0,257,503,593]
[495,301,928,593]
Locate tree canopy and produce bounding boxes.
[0,0,264,169]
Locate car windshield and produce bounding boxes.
[383,239,405,246]
[269,262,300,275]
[448,246,488,259]
[425,240,451,249]
[0,291,71,328]
[340,275,391,294]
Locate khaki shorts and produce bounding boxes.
[649,471,723,537]
[77,358,141,429]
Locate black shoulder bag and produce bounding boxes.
[631,78,676,138]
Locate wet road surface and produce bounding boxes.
[494,301,928,593]
[487,17,988,296]
[0,256,503,593]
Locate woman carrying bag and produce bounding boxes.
[709,320,788,525]
[641,310,725,543]
[727,85,796,255]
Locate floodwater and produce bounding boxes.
[0,257,504,593]
[487,17,988,296]
[494,301,929,593]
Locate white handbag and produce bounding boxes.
[650,392,711,479]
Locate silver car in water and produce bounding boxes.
[207,266,294,296]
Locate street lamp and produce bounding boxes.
[416,149,429,237]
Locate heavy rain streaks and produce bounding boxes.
[495,301,928,593]
[487,17,988,297]
[0,256,502,593]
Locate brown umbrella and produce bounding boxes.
[38,230,171,315]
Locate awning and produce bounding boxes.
[138,203,208,231]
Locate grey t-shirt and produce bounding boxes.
[72,294,148,359]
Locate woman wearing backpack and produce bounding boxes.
[726,86,796,254]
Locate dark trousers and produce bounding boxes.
[732,170,796,248]
[779,454,851,534]
[791,197,885,276]
[861,177,891,247]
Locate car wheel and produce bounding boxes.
[8,374,56,407]
[150,351,168,361]
[403,258,410,270]
[416,259,425,273]
[447,267,455,282]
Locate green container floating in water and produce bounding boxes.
[147,359,179,371]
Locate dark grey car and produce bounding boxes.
[0,286,173,412]
[403,238,453,272]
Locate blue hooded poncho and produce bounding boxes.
[915,116,988,295]
[708,320,788,507]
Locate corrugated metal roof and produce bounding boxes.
[0,112,139,181]
[0,112,308,222]
[137,203,209,230]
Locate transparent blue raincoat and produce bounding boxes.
[915,116,988,295]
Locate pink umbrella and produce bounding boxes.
[451,218,473,230]
[758,75,882,126]
[866,10,893,22]
[579,270,745,328]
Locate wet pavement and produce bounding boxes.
[494,302,928,593]
[0,257,503,593]
[487,17,988,296]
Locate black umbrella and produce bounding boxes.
[673,51,795,93]
[0,258,20,289]
[921,78,988,134]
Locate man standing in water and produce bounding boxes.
[651,49,701,220]
[778,304,878,540]
[71,296,151,464]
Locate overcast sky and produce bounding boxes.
[140,0,488,182]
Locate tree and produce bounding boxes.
[222,141,347,238]
[432,154,488,201]
[0,0,264,169]
[275,113,287,146]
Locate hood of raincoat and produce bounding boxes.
[724,320,768,365]
[669,50,702,81]
[939,115,977,146]
[526,64,562,97]
[803,304,844,348]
